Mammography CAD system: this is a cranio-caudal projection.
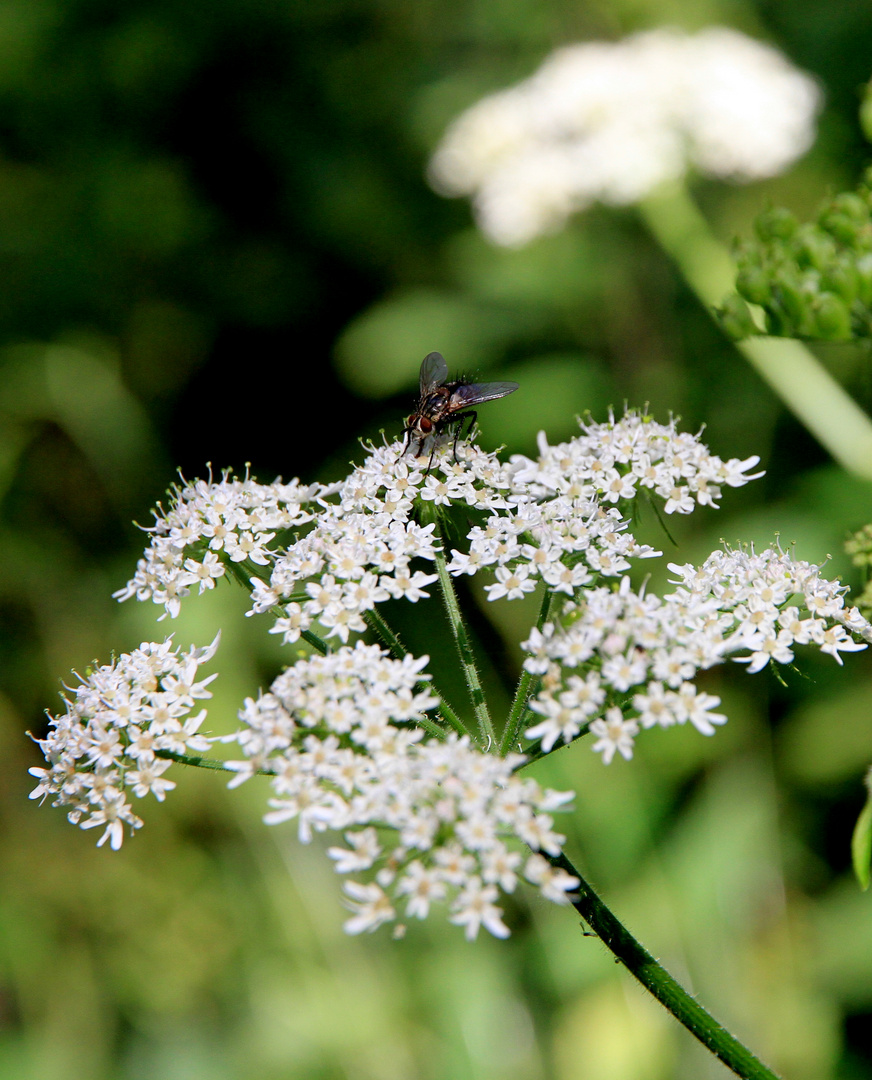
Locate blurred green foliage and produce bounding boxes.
[4,1,872,1078]
[847,523,872,621]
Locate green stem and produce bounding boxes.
[639,181,872,482]
[155,749,240,772]
[499,587,553,756]
[220,554,333,655]
[223,556,269,591]
[363,608,468,737]
[302,628,332,654]
[550,849,782,1080]
[362,605,404,657]
[433,539,495,746]
[402,713,448,740]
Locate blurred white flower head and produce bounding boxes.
[428,27,821,246]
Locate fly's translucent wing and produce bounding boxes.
[419,352,448,395]
[448,381,519,408]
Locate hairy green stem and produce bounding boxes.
[551,849,782,1080]
[639,181,872,481]
[220,554,333,655]
[499,588,553,756]
[302,628,332,654]
[433,540,495,745]
[156,748,238,771]
[363,605,407,658]
[363,608,468,737]
[223,556,268,591]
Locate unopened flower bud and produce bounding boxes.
[754,205,799,243]
[818,192,870,245]
[812,292,852,339]
[736,264,771,306]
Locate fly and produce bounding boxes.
[402,351,518,470]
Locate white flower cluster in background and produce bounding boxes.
[228,642,578,938]
[524,547,870,762]
[428,27,821,245]
[29,636,219,849]
[114,470,322,619]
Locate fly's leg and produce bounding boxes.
[399,426,426,461]
[405,431,436,475]
[451,411,477,461]
[423,427,448,475]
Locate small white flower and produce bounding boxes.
[484,564,538,601]
[382,569,439,602]
[342,881,397,934]
[525,695,585,752]
[590,708,639,764]
[449,878,511,941]
[632,682,676,729]
[396,861,448,919]
[816,624,868,664]
[734,629,796,673]
[524,853,579,903]
[328,828,382,872]
[126,758,176,801]
[481,844,523,892]
[670,683,726,735]
[601,650,649,692]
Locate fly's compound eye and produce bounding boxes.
[418,417,433,433]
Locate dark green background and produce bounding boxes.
[3,1,872,1077]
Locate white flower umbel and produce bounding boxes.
[227,642,578,938]
[29,386,872,1080]
[446,410,762,592]
[33,406,872,950]
[259,440,516,643]
[523,547,871,762]
[113,469,324,619]
[29,635,220,849]
[428,27,821,245]
[113,411,763,648]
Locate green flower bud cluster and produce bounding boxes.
[720,171,872,341]
[847,523,872,619]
